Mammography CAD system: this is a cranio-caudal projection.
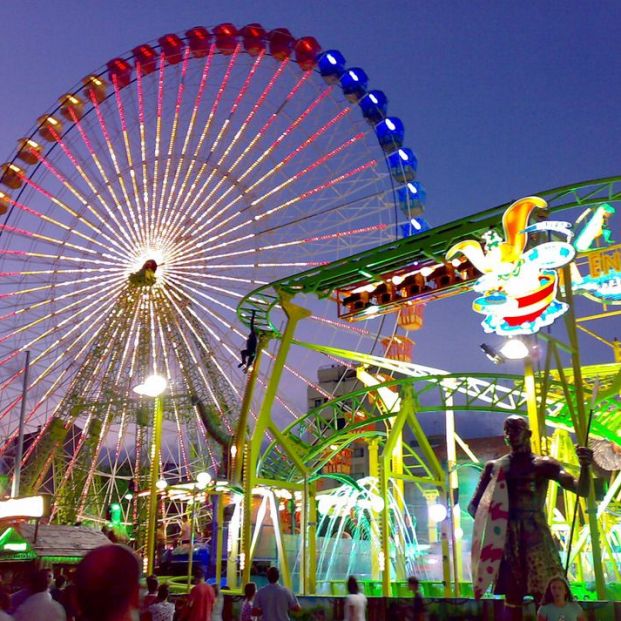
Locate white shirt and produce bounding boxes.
[345,592,367,621]
[14,591,66,621]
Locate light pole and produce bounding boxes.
[186,471,211,590]
[133,374,167,575]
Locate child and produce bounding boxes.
[537,576,585,621]
[240,582,256,621]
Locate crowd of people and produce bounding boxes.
[0,543,588,621]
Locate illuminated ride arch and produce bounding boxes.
[233,176,621,597]
[0,23,422,548]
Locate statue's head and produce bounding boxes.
[503,415,531,450]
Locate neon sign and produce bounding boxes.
[446,197,575,336]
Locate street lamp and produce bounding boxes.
[133,373,167,575]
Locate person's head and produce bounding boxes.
[157,584,169,602]
[244,582,256,601]
[182,515,188,523]
[146,575,158,594]
[266,567,279,584]
[31,568,53,593]
[75,544,141,621]
[407,576,420,593]
[346,576,359,595]
[55,575,67,590]
[541,576,573,606]
[503,415,531,451]
[192,566,204,584]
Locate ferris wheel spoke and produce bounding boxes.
[162,49,267,240]
[160,56,290,248]
[155,46,216,243]
[5,193,127,256]
[36,126,138,255]
[174,71,314,234]
[111,77,149,241]
[66,109,143,249]
[160,46,243,240]
[89,93,146,246]
[155,47,192,239]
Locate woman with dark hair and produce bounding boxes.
[345,576,366,621]
[240,582,256,621]
[537,576,585,621]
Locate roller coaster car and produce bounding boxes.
[429,263,457,289]
[372,283,398,305]
[342,291,370,312]
[399,273,428,297]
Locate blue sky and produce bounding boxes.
[0,1,619,436]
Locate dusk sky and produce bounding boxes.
[0,2,619,437]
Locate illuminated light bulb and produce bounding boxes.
[326,53,337,64]
[455,527,464,540]
[133,374,167,397]
[407,182,417,194]
[369,93,379,104]
[499,338,529,360]
[399,149,409,161]
[196,472,212,489]
[428,503,447,523]
[385,119,396,131]
[410,218,422,230]
[420,266,435,278]
[392,275,405,285]
[348,70,359,81]
[230,445,238,457]
[155,479,168,491]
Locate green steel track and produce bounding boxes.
[237,176,621,333]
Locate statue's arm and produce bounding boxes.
[542,447,592,498]
[467,461,494,517]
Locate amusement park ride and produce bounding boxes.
[0,21,619,605]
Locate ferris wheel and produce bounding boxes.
[0,23,423,523]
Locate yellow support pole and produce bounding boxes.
[240,292,310,589]
[215,491,225,587]
[305,480,317,594]
[379,457,392,597]
[367,439,382,581]
[146,395,164,575]
[232,335,268,485]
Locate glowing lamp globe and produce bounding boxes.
[196,471,212,489]
[499,338,530,360]
[428,503,447,523]
[133,374,167,397]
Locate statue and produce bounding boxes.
[468,415,593,620]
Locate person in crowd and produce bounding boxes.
[240,582,256,621]
[147,584,175,621]
[344,576,366,621]
[211,585,224,621]
[14,568,65,621]
[252,567,300,621]
[8,570,34,613]
[537,576,585,621]
[407,576,426,621]
[51,574,67,604]
[143,575,159,610]
[75,544,141,621]
[0,588,13,621]
[180,515,192,545]
[187,567,215,621]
